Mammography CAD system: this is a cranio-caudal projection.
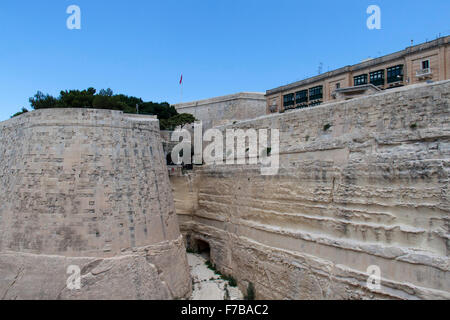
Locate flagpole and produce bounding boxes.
[180,74,183,104]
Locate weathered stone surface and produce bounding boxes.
[0,109,191,300]
[173,81,450,300]
[0,251,171,300]
[188,253,243,300]
[174,92,267,130]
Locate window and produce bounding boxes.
[283,93,295,108]
[269,98,278,113]
[336,83,341,89]
[370,70,385,86]
[309,86,323,101]
[387,65,404,83]
[354,74,368,86]
[295,90,308,104]
[422,60,430,69]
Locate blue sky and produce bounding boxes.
[0,0,449,121]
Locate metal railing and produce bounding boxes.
[416,68,432,77]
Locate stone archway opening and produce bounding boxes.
[195,239,211,261]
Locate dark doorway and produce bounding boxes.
[195,239,211,260]
[166,153,174,165]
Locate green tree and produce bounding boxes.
[29,91,59,109]
[98,88,113,97]
[59,87,96,108]
[11,107,29,118]
[140,101,177,119]
[160,113,196,130]
[16,88,196,130]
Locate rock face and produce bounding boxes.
[173,81,450,300]
[0,109,191,300]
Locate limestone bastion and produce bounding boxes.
[0,108,191,300]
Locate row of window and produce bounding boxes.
[279,60,431,111]
[354,74,368,86]
[296,90,308,103]
[309,86,323,101]
[283,86,323,108]
[354,65,404,87]
[386,65,403,83]
[283,93,295,106]
[370,70,385,86]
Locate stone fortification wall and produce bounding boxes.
[0,109,191,299]
[174,81,450,300]
[174,92,267,130]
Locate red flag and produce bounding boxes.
[179,74,183,85]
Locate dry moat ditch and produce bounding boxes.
[186,239,245,300]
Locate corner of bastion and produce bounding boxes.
[0,108,191,300]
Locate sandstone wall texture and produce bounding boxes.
[174,92,267,130]
[173,81,450,300]
[0,109,191,300]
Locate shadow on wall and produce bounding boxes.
[186,236,211,261]
[195,239,211,260]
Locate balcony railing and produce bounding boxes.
[296,103,309,109]
[416,68,432,78]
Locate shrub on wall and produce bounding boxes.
[12,88,196,130]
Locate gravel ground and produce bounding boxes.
[187,253,243,300]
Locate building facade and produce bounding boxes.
[266,36,450,114]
